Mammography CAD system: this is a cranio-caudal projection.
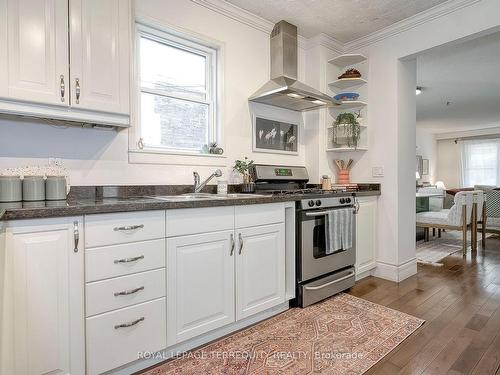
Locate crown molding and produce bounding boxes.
[191,0,482,54]
[434,126,500,140]
[343,0,482,52]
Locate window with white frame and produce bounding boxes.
[460,138,500,187]
[136,24,220,154]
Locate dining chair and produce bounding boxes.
[416,191,475,256]
[474,191,487,249]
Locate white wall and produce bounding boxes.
[416,128,437,184]
[436,139,461,188]
[348,0,500,281]
[0,0,308,186]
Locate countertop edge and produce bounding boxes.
[0,191,381,221]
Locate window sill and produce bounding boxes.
[128,149,227,167]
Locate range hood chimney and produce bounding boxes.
[249,21,339,112]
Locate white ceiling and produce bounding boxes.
[225,0,448,42]
[416,31,500,134]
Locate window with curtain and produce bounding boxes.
[460,138,500,187]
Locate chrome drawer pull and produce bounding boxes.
[75,77,81,104]
[113,224,144,231]
[60,75,65,102]
[114,317,144,329]
[114,286,144,297]
[304,272,355,291]
[238,233,244,255]
[114,255,144,264]
[73,221,79,253]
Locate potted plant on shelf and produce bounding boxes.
[333,112,361,149]
[233,157,255,193]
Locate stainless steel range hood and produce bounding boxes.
[249,21,339,112]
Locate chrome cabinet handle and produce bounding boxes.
[230,233,235,256]
[73,221,79,253]
[238,233,243,255]
[114,317,144,329]
[354,200,360,214]
[75,78,80,104]
[113,224,144,231]
[114,286,144,297]
[60,75,65,102]
[114,255,144,264]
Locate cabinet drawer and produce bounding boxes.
[85,239,165,282]
[235,203,285,228]
[86,298,166,375]
[166,206,234,237]
[86,269,166,317]
[85,210,165,247]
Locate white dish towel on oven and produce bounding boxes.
[325,208,353,254]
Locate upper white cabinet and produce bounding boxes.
[69,0,129,114]
[0,0,130,127]
[0,217,85,375]
[236,223,285,320]
[355,197,378,278]
[0,0,69,106]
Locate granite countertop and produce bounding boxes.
[0,184,381,221]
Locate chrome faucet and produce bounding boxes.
[193,169,223,193]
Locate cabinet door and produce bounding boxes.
[69,0,129,114]
[0,0,69,105]
[2,218,84,375]
[236,223,285,320]
[167,231,235,346]
[355,197,378,277]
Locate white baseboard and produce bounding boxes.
[108,302,290,375]
[373,258,417,282]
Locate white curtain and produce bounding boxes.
[460,138,500,187]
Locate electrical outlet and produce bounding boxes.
[48,158,63,167]
[372,167,384,177]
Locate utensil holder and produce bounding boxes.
[338,170,350,185]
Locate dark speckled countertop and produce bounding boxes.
[0,184,381,221]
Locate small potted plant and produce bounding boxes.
[333,112,361,148]
[233,157,255,193]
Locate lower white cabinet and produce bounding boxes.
[0,218,85,375]
[166,205,287,346]
[166,231,235,346]
[236,223,286,320]
[355,197,378,278]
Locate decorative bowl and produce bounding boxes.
[334,92,359,101]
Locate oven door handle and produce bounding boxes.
[305,211,330,217]
[304,271,355,291]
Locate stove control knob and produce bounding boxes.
[308,200,315,207]
[339,198,346,204]
[346,198,352,204]
[315,200,322,206]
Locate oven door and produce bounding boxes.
[299,208,356,282]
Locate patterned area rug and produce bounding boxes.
[143,294,424,375]
[416,231,493,266]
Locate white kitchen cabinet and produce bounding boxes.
[0,0,130,126]
[166,231,235,346]
[355,196,378,278]
[0,217,85,375]
[69,0,129,114]
[236,223,285,320]
[0,0,69,106]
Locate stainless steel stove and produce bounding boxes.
[250,164,357,307]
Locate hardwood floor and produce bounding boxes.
[349,235,500,375]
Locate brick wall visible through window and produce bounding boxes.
[137,24,219,154]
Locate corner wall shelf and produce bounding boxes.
[326,147,368,152]
[334,100,367,109]
[329,78,367,90]
[328,54,367,68]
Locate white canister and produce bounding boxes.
[0,176,22,202]
[45,176,68,201]
[23,176,45,202]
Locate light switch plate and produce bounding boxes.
[372,167,384,177]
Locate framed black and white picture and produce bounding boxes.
[253,116,299,155]
[422,159,430,175]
